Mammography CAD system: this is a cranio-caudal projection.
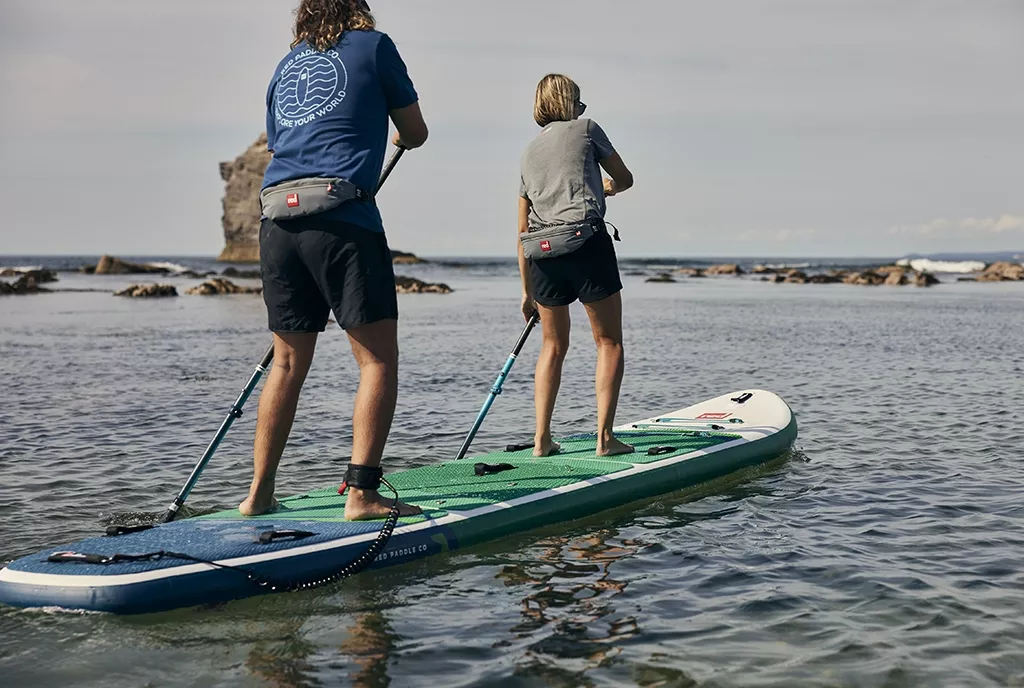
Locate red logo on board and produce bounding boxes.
[540,240,552,252]
[696,412,732,420]
[286,193,300,208]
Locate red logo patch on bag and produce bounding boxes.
[540,240,552,252]
[575,230,582,236]
[286,193,300,208]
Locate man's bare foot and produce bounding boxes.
[596,436,634,456]
[345,488,422,521]
[239,494,279,516]
[533,440,560,457]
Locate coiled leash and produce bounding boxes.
[49,464,401,594]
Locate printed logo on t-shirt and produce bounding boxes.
[540,240,552,252]
[286,193,300,208]
[275,48,349,129]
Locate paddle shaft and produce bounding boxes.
[161,147,406,523]
[455,313,540,460]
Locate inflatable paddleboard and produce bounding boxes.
[0,389,796,614]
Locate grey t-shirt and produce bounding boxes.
[519,118,616,230]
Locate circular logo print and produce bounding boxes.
[275,52,347,121]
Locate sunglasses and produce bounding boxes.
[577,100,587,115]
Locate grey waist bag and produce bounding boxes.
[520,220,602,260]
[260,177,370,221]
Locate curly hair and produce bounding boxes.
[292,0,376,51]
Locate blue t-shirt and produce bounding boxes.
[262,31,418,232]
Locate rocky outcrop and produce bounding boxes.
[751,265,776,274]
[844,270,886,286]
[395,275,452,294]
[977,262,1024,281]
[87,255,168,275]
[114,284,178,298]
[706,263,744,276]
[807,273,842,284]
[0,274,50,295]
[222,267,261,279]
[784,270,807,284]
[646,273,677,283]
[218,135,273,263]
[674,267,705,277]
[0,268,58,283]
[884,270,908,286]
[914,272,939,287]
[392,250,427,265]
[185,278,262,296]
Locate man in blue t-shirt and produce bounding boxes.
[240,0,428,521]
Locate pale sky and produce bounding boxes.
[0,0,1021,258]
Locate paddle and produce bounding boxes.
[454,312,540,460]
[161,146,407,523]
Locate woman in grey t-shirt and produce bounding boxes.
[518,73,636,457]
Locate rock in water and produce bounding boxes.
[185,278,262,296]
[706,263,745,276]
[0,268,58,283]
[94,255,168,275]
[218,135,273,263]
[914,272,940,287]
[0,275,50,295]
[392,250,427,265]
[114,284,178,298]
[884,270,908,286]
[645,273,677,283]
[395,275,452,294]
[674,267,705,277]
[977,261,1024,281]
[844,270,886,286]
[221,267,261,279]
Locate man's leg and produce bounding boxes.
[342,318,422,520]
[239,332,318,516]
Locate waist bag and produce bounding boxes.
[260,177,370,221]
[520,219,604,260]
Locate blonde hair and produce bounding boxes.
[533,74,581,127]
[292,0,376,52]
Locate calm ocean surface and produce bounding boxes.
[1,257,1022,687]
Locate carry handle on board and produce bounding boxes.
[161,147,407,523]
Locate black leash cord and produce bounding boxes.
[51,479,403,594]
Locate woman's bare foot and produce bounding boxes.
[533,439,560,457]
[239,494,279,516]
[596,435,634,456]
[345,488,422,521]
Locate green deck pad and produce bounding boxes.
[514,430,741,465]
[200,430,739,522]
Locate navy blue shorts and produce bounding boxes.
[259,216,398,332]
[528,229,623,307]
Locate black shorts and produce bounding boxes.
[528,229,623,307]
[259,216,398,332]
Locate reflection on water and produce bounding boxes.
[2,274,1024,686]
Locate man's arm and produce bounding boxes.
[390,102,428,149]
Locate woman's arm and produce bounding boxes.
[517,196,536,320]
[599,152,634,197]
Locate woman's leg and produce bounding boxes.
[583,292,633,456]
[534,303,571,457]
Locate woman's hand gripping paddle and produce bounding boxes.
[161,147,407,523]
[454,312,540,460]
